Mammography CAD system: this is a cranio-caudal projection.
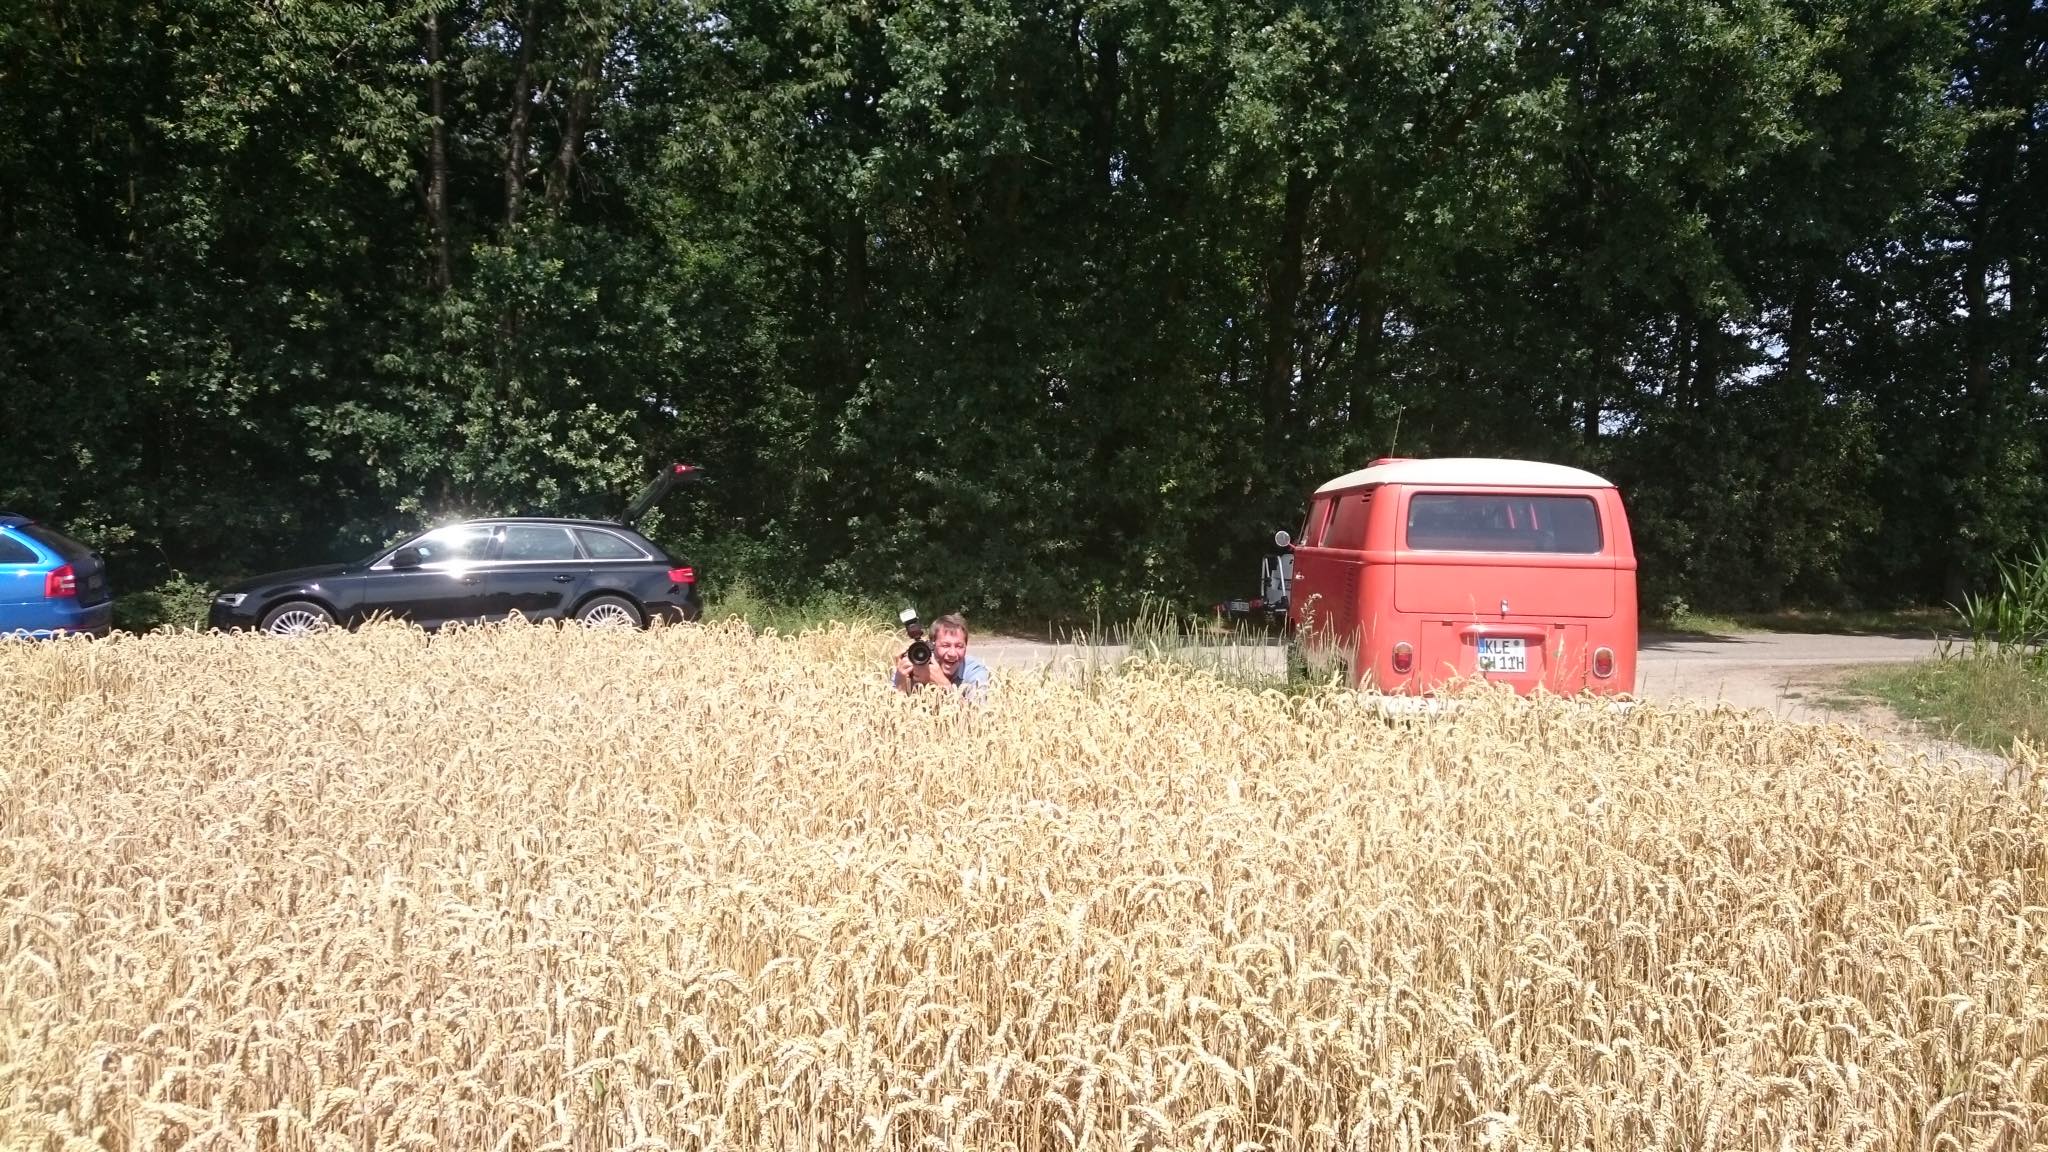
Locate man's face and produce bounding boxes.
[933,626,968,673]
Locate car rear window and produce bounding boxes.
[0,533,38,564]
[577,529,647,560]
[18,523,96,562]
[1405,493,1603,554]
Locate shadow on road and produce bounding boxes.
[1640,631,1749,649]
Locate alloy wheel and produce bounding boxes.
[579,601,638,629]
[266,609,330,636]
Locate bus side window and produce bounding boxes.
[1325,493,1370,550]
[1301,497,1332,547]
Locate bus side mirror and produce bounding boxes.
[1273,530,1293,552]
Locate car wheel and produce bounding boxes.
[261,600,334,636]
[576,595,643,629]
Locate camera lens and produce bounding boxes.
[907,639,933,665]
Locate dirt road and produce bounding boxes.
[975,628,1947,722]
[973,627,2012,773]
[1634,631,1943,719]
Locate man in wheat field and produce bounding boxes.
[891,612,991,700]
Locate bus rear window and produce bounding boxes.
[1405,494,1602,554]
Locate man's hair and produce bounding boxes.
[932,612,969,640]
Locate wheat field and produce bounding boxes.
[1,622,2043,1151]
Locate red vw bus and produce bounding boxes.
[1284,458,1637,696]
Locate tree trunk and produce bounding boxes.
[1691,315,1720,409]
[841,210,867,392]
[1963,249,1992,425]
[503,0,545,231]
[425,9,452,290]
[1583,338,1605,446]
[1670,306,1693,403]
[1260,164,1311,456]
[1092,20,1120,189]
[1349,276,1385,438]
[1947,245,1995,603]
[1784,276,1816,399]
[547,43,605,208]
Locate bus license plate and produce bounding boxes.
[1477,637,1526,674]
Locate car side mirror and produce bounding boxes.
[1273,530,1293,552]
[391,546,424,569]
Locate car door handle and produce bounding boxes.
[553,574,575,583]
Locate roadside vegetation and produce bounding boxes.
[1650,604,1954,637]
[1846,541,2048,754]
[109,574,212,633]
[700,578,895,637]
[1049,596,1337,693]
[1851,657,2048,756]
[698,584,1328,693]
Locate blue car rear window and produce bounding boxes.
[19,524,96,562]
[0,534,37,564]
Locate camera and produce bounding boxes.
[900,607,933,666]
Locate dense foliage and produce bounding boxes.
[2,0,2041,619]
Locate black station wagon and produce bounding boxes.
[209,466,705,635]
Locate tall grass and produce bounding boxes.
[1851,656,2048,755]
[1956,538,2048,668]
[2,622,2042,1150]
[1052,596,1341,691]
[703,577,896,636]
[1866,540,2048,755]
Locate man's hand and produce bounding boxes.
[894,643,951,691]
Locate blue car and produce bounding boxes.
[0,514,113,638]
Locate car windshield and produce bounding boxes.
[354,529,417,566]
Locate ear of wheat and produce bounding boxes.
[1,620,2041,1150]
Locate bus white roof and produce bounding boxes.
[1312,457,1614,496]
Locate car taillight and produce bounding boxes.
[668,567,695,585]
[1592,646,1615,679]
[44,564,76,599]
[1390,641,1414,675]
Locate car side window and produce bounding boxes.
[0,534,37,564]
[576,529,646,560]
[499,525,580,561]
[408,526,496,565]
